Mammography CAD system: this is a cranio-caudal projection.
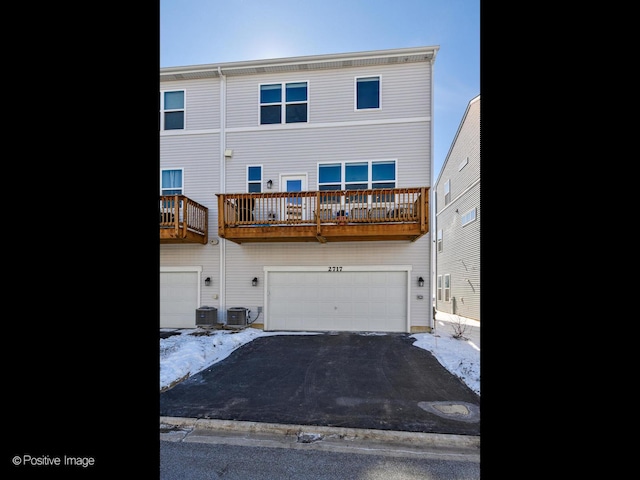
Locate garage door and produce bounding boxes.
[160,271,199,328]
[266,269,408,332]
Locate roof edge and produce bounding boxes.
[160,45,439,78]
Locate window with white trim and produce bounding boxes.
[260,82,308,124]
[160,90,185,130]
[437,275,442,301]
[461,207,477,226]
[318,160,396,203]
[437,229,443,253]
[444,274,451,302]
[355,76,380,110]
[247,165,262,193]
[444,179,451,205]
[161,169,183,195]
[160,168,183,213]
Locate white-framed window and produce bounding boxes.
[161,168,183,195]
[355,76,381,110]
[260,82,308,125]
[437,229,443,253]
[444,179,451,205]
[160,90,185,130]
[160,168,184,214]
[317,160,396,203]
[247,165,262,193]
[444,274,451,302]
[437,275,442,301]
[461,207,477,226]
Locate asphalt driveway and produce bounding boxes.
[159,332,480,436]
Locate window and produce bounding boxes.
[260,82,308,125]
[444,274,451,302]
[161,169,183,195]
[356,76,380,110]
[318,160,396,203]
[437,229,443,253]
[461,207,477,226]
[437,275,442,301]
[160,169,183,212]
[444,179,451,205]
[247,166,262,193]
[161,90,185,130]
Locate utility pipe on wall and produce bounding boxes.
[218,66,227,323]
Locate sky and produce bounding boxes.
[160,0,480,179]
[161,312,480,396]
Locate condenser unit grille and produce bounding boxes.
[196,306,218,327]
[227,307,247,327]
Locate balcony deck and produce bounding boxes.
[216,187,429,244]
[160,195,208,244]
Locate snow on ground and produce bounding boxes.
[160,321,480,396]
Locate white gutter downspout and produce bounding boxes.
[218,66,227,323]
[429,56,435,333]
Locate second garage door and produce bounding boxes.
[266,268,408,332]
[160,270,199,329]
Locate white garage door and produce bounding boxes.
[160,271,199,328]
[266,269,408,332]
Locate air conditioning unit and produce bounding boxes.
[227,307,248,327]
[195,306,218,327]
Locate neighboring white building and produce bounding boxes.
[433,95,480,321]
[160,46,439,333]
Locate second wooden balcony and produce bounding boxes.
[160,195,208,244]
[217,187,429,244]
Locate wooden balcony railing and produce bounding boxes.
[159,195,208,244]
[217,187,429,244]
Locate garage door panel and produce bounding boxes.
[160,271,199,329]
[267,270,407,332]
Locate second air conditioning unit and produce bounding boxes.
[227,307,248,327]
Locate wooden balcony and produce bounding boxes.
[217,187,429,244]
[160,195,208,244]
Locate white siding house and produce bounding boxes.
[160,46,439,333]
[433,95,480,321]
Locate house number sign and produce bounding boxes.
[328,266,343,272]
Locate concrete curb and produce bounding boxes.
[160,416,480,450]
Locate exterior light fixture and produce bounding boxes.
[252,277,258,287]
[418,277,424,287]
[267,179,273,189]
[205,277,211,286]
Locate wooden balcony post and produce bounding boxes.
[218,194,226,238]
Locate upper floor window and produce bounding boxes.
[247,165,262,193]
[161,169,183,195]
[444,179,451,205]
[356,76,380,110]
[160,90,185,130]
[437,229,443,253]
[260,82,308,125]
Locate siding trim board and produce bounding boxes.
[226,116,430,134]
